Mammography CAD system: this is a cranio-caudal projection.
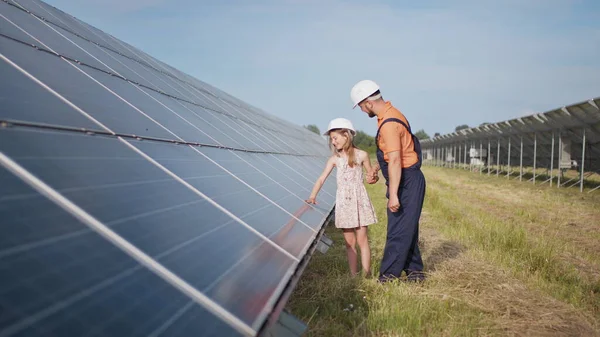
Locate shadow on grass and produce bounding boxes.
[424,240,466,273]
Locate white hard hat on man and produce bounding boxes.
[323,79,381,136]
[350,80,381,108]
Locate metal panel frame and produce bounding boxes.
[421,98,600,193]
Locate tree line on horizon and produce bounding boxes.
[304,122,491,154]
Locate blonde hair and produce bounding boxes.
[328,129,358,168]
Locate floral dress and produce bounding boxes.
[334,155,378,229]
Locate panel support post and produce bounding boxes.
[550,132,555,187]
[315,234,333,254]
[458,143,462,169]
[479,141,483,175]
[507,137,511,179]
[519,136,523,182]
[444,146,448,167]
[453,145,456,169]
[470,142,474,172]
[497,139,500,177]
[464,143,467,170]
[487,140,491,176]
[444,146,447,168]
[265,309,308,337]
[580,128,587,193]
[558,133,562,188]
[533,133,537,184]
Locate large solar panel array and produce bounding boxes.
[0,1,337,336]
[420,97,600,191]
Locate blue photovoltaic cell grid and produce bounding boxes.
[0,0,338,336]
[0,166,244,337]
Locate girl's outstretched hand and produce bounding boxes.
[305,196,317,204]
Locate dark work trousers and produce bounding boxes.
[380,166,426,279]
[375,117,426,281]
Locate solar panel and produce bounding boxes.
[421,97,600,191]
[422,98,600,169]
[1,164,245,337]
[0,0,336,336]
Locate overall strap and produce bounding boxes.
[376,117,414,141]
[376,117,422,167]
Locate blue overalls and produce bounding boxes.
[375,118,426,282]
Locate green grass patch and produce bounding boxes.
[287,180,497,336]
[287,222,495,337]
[423,167,600,316]
[287,166,600,336]
[425,167,600,315]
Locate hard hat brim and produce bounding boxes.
[323,129,356,136]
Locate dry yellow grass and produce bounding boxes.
[287,165,600,336]
[427,167,600,284]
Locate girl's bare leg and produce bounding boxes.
[342,228,358,276]
[355,226,371,277]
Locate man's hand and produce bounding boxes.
[305,196,317,204]
[388,194,400,213]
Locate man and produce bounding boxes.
[351,80,426,283]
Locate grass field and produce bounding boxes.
[287,166,600,336]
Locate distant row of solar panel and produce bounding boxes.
[421,97,600,171]
[0,0,337,336]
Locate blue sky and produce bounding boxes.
[43,0,600,137]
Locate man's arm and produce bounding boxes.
[380,122,403,212]
[387,150,402,207]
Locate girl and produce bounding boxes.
[306,118,379,277]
